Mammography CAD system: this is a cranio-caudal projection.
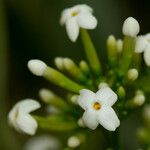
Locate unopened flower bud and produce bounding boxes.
[79,60,89,74]
[77,118,85,127]
[63,58,75,70]
[116,39,123,52]
[67,136,80,148]
[28,59,47,76]
[122,17,140,37]
[133,90,145,106]
[70,95,78,105]
[127,68,139,81]
[39,88,55,103]
[54,57,64,70]
[107,35,117,61]
[117,86,126,98]
[98,82,108,89]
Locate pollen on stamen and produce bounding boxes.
[71,11,79,17]
[93,102,101,110]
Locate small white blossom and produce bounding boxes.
[23,135,61,150]
[122,17,140,37]
[78,87,120,131]
[60,4,97,42]
[135,33,150,66]
[8,99,41,135]
[28,59,47,76]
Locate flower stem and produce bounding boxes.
[80,29,101,75]
[118,36,136,77]
[43,66,85,93]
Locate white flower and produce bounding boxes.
[28,59,47,76]
[78,87,120,131]
[135,33,150,66]
[23,135,61,150]
[60,4,97,42]
[8,99,41,135]
[122,17,140,37]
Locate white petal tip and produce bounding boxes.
[28,59,47,76]
[122,17,140,37]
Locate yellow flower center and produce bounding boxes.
[93,102,101,110]
[71,11,79,17]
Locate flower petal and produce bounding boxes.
[144,33,150,41]
[60,8,71,26]
[74,4,93,13]
[144,45,150,66]
[77,13,97,29]
[135,36,147,53]
[82,109,98,130]
[97,107,120,131]
[17,114,38,135]
[78,89,95,110]
[95,87,117,106]
[8,108,20,132]
[18,99,41,114]
[66,18,79,42]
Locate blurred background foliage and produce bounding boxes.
[0,0,150,149]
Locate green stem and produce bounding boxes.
[43,66,85,93]
[34,115,78,131]
[118,36,136,77]
[80,29,101,75]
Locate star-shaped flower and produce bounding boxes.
[8,99,41,135]
[78,87,120,131]
[135,33,150,66]
[60,4,97,42]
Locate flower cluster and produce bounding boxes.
[8,4,150,150]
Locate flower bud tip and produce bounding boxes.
[28,59,47,76]
[122,17,140,37]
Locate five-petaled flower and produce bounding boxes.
[60,4,97,42]
[78,87,120,131]
[8,99,41,135]
[135,33,150,66]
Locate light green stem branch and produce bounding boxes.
[80,29,101,75]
